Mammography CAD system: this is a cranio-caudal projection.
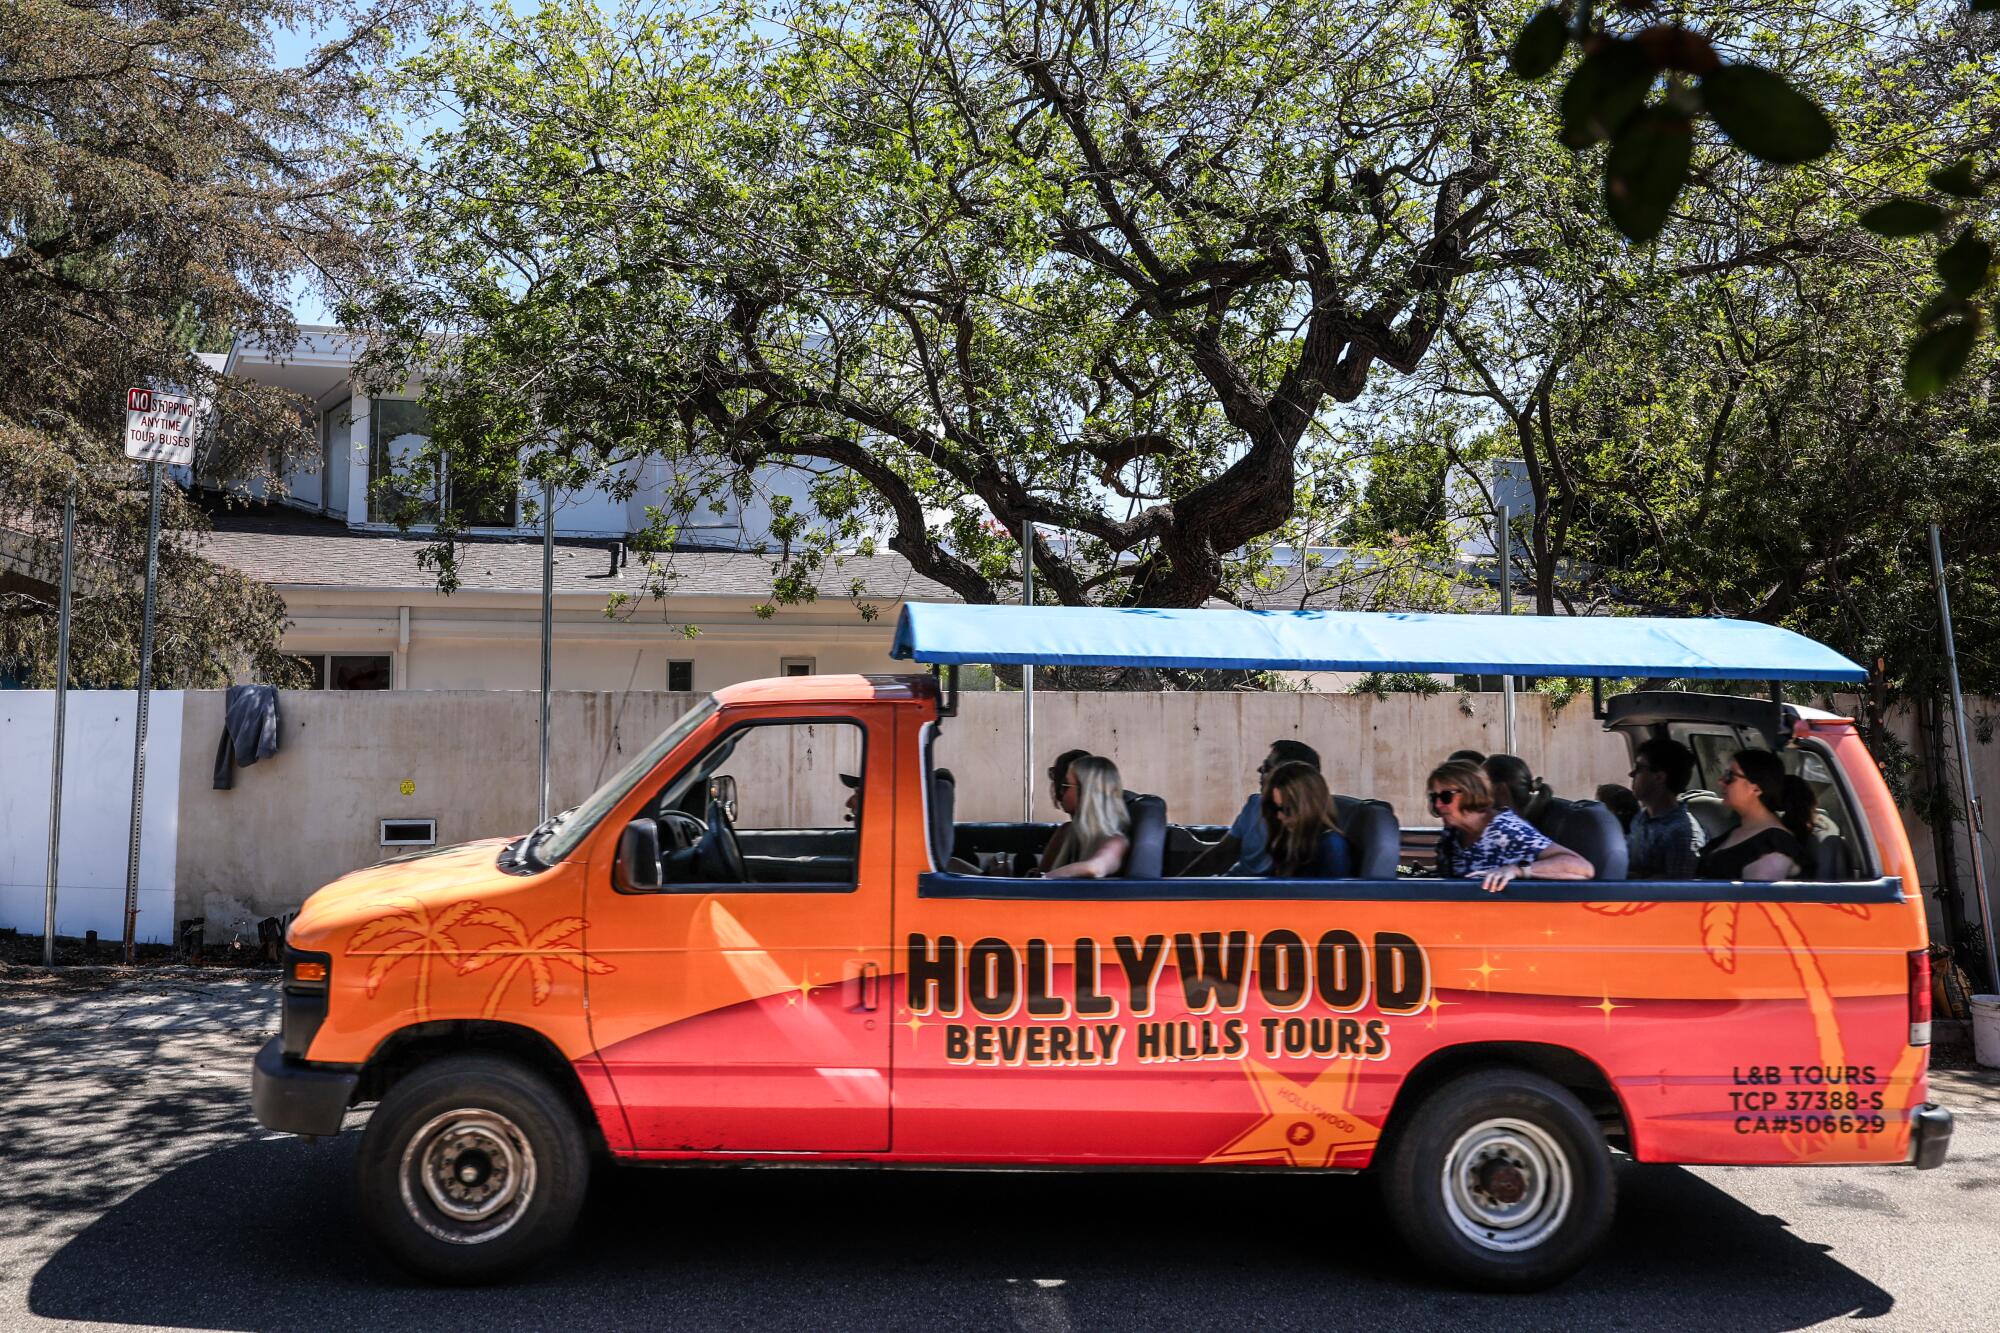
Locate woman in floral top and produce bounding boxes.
[1427,760,1595,893]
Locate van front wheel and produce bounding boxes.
[356,1055,588,1283]
[1380,1068,1612,1291]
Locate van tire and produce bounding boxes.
[1380,1068,1612,1291]
[356,1054,589,1283]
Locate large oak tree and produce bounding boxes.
[350,0,1553,609]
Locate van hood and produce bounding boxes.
[288,837,533,944]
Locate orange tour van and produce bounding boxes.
[253,605,1951,1288]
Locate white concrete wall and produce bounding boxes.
[934,691,1629,827]
[0,692,181,944]
[171,690,704,939]
[157,687,1637,937]
[8,685,1993,950]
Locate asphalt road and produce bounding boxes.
[2,970,1996,1332]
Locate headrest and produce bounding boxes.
[1120,792,1167,878]
[1681,792,1735,845]
[1536,797,1627,880]
[1333,796,1400,880]
[1809,833,1853,880]
[929,768,957,868]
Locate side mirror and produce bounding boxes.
[707,774,738,824]
[615,818,662,893]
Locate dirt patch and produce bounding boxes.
[0,929,277,975]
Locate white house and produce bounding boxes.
[195,327,948,691]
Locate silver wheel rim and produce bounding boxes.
[1440,1116,1573,1253]
[398,1108,537,1245]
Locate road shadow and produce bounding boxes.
[30,1138,1893,1331]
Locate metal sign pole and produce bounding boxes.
[1929,524,2000,994]
[122,461,162,963]
[1021,518,1035,823]
[43,489,75,967]
[1499,502,1516,756]
[539,479,555,824]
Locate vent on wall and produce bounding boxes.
[379,818,437,847]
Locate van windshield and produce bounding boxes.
[529,698,718,866]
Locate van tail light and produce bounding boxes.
[1908,948,1932,1047]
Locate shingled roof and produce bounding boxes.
[195,505,958,602]
[189,505,1488,613]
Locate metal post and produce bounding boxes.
[122,461,162,963]
[1021,518,1035,823]
[1930,524,2000,994]
[43,489,75,967]
[1499,502,1516,756]
[538,479,555,824]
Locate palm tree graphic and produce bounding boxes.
[457,908,614,1017]
[347,898,483,1022]
[1586,896,1918,1159]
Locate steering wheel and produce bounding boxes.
[692,794,748,883]
[659,809,706,853]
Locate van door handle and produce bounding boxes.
[849,961,880,1012]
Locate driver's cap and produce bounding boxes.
[838,772,861,790]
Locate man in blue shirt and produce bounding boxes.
[1183,740,1320,875]
[1626,737,1705,879]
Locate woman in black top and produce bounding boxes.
[1697,749,1812,881]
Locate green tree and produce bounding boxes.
[1350,0,2000,692]
[1503,1,2000,395]
[348,0,1553,610]
[0,1,394,686]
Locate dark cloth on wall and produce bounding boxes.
[214,684,281,790]
[1696,826,1805,881]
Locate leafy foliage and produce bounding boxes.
[346,0,1547,610]
[1352,1,2000,695]
[1508,2,1997,394]
[1,1,397,685]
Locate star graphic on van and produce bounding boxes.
[1203,1061,1382,1169]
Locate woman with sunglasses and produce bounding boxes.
[1427,760,1594,893]
[1261,762,1353,878]
[1036,748,1094,874]
[1046,755,1133,879]
[1697,749,1811,881]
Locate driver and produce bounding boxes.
[839,772,861,823]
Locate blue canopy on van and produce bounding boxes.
[890,604,1868,682]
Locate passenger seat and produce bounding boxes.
[1682,791,1735,846]
[1334,796,1400,879]
[1532,798,1628,880]
[929,768,957,870]
[1809,833,1855,880]
[1120,793,1168,878]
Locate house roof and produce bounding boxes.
[187,505,1484,614]
[194,505,958,602]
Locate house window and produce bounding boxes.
[781,657,816,677]
[667,660,694,692]
[320,397,352,518]
[286,653,393,690]
[367,398,515,528]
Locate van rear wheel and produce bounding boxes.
[356,1054,588,1283]
[1381,1068,1612,1291]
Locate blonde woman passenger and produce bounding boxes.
[1046,755,1132,879]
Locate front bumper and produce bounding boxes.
[252,1036,359,1136]
[1910,1102,1954,1170]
